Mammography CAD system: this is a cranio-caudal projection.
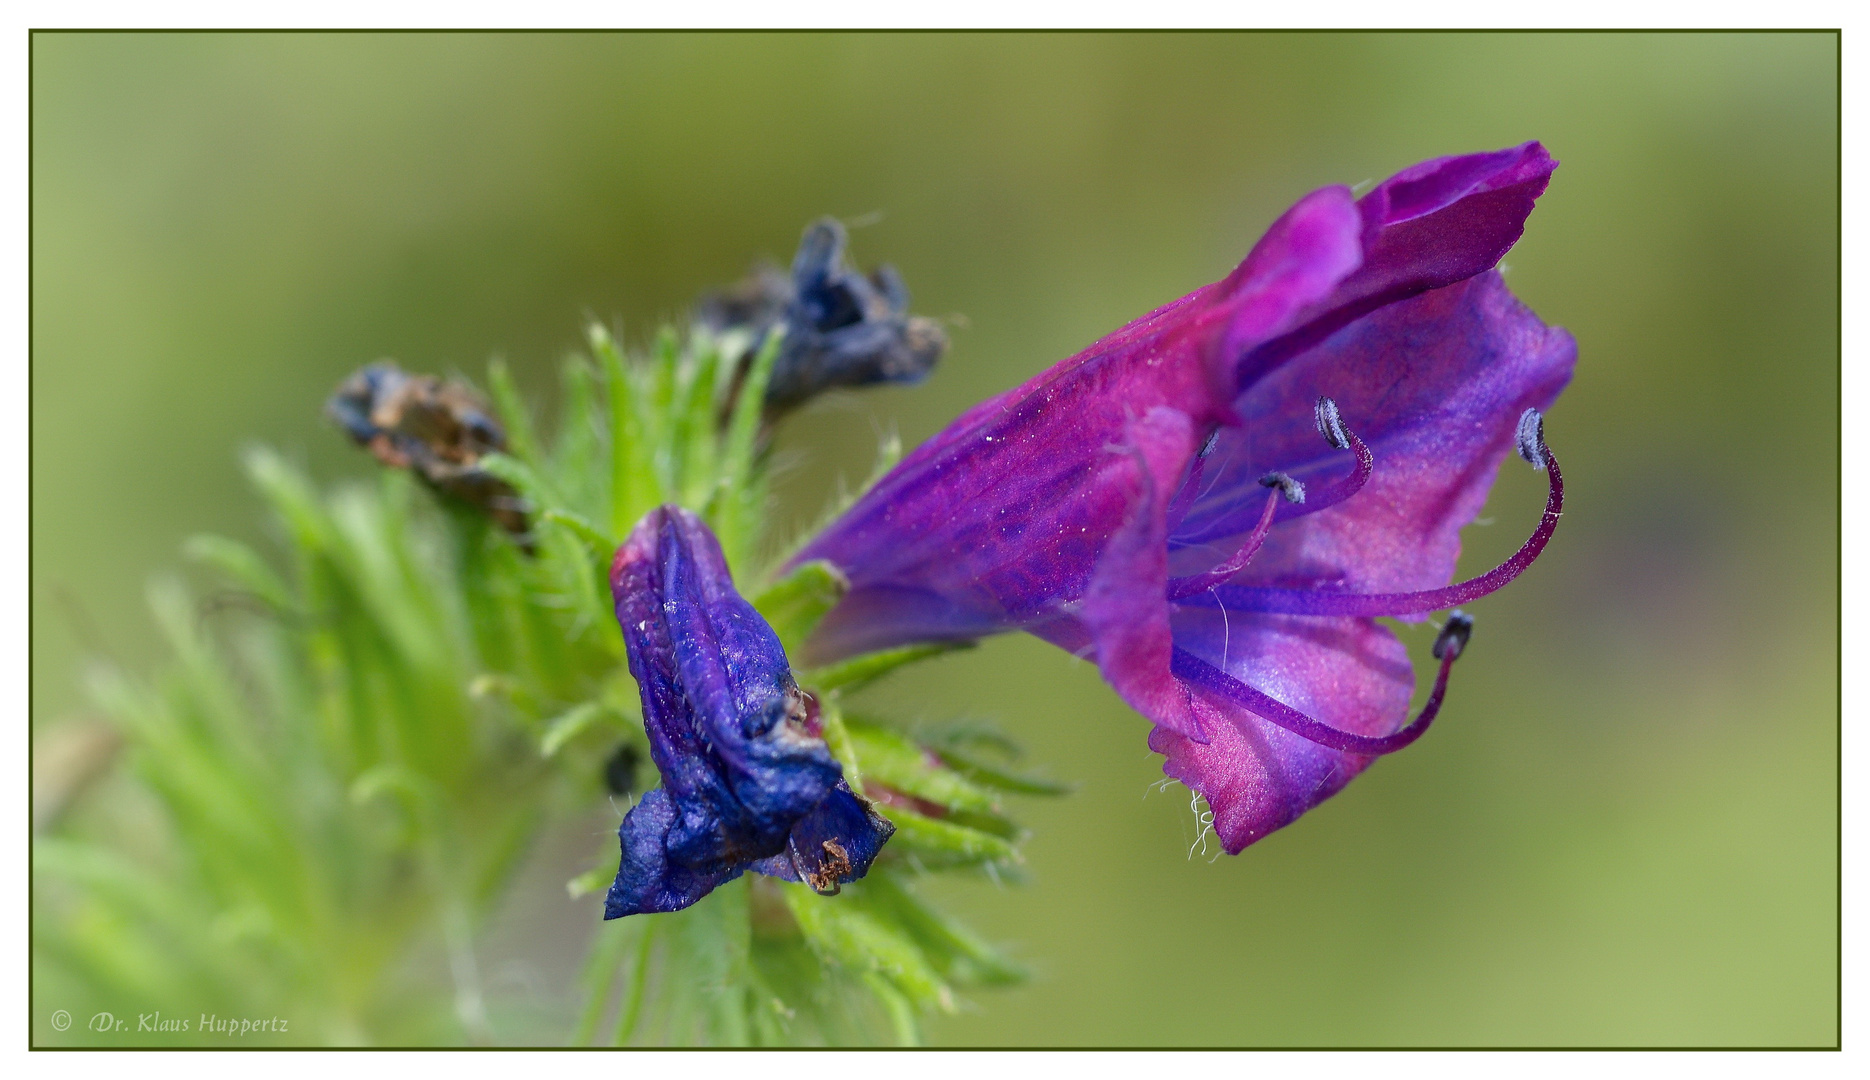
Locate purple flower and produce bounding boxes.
[605,506,893,917]
[791,144,1575,853]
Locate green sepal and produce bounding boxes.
[932,749,1074,798]
[781,882,954,1034]
[917,721,1073,797]
[749,559,848,658]
[858,873,1026,988]
[485,358,541,465]
[184,534,297,615]
[593,323,660,540]
[800,640,973,694]
[540,507,616,555]
[674,340,723,508]
[50,316,1057,1049]
[817,696,864,795]
[567,853,621,900]
[706,327,782,571]
[841,718,1001,816]
[573,917,638,1045]
[771,427,904,571]
[474,451,549,508]
[243,446,336,555]
[539,700,617,758]
[880,807,1020,867]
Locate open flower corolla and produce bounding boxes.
[791,143,1576,853]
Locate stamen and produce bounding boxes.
[1315,396,1350,450]
[1168,399,1372,548]
[1167,487,1281,600]
[1165,428,1226,530]
[1294,399,1374,515]
[1170,616,1476,756]
[1432,610,1473,661]
[1195,422,1563,619]
[1515,408,1548,470]
[1259,471,1306,504]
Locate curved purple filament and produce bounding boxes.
[1286,426,1373,521]
[1197,449,1563,618]
[1170,642,1459,756]
[1166,488,1279,601]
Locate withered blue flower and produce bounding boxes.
[698,217,948,410]
[791,144,1575,853]
[605,506,893,918]
[326,362,531,541]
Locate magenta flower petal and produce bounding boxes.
[1150,612,1414,850]
[800,185,1366,666]
[1238,140,1558,387]
[1175,270,1576,600]
[793,144,1575,851]
[1071,406,1205,737]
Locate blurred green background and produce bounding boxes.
[32,32,1836,1046]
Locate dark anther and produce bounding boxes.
[1198,429,1222,459]
[1515,408,1548,470]
[1432,611,1474,661]
[1315,396,1351,450]
[603,743,641,797]
[1258,471,1306,504]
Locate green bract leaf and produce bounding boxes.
[842,719,1001,816]
[772,427,904,571]
[782,884,953,1033]
[856,873,1025,988]
[485,358,540,465]
[800,640,973,694]
[567,856,620,901]
[880,807,1020,867]
[915,720,1073,796]
[749,559,848,657]
[243,446,335,555]
[541,507,616,554]
[674,341,722,508]
[932,749,1074,797]
[539,700,614,758]
[47,316,1053,1049]
[594,323,659,539]
[184,535,296,614]
[816,697,864,794]
[707,327,782,571]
